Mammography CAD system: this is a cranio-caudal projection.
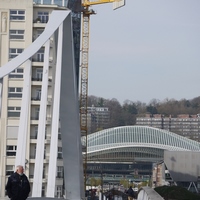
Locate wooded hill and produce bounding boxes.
[88,95,200,129]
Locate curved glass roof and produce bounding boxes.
[86,126,200,162]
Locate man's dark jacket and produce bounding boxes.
[6,172,30,200]
[126,187,135,198]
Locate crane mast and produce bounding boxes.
[80,0,125,189]
[80,5,95,189]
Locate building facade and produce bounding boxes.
[87,106,110,134]
[136,114,200,142]
[0,0,82,198]
[152,151,200,192]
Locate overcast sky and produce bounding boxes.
[86,0,200,104]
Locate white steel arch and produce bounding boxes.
[0,10,84,199]
[87,126,200,154]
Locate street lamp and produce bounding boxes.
[100,161,103,200]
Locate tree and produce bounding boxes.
[122,100,138,125]
[105,98,125,128]
[97,98,104,107]
[120,179,129,188]
[90,177,98,187]
[87,94,200,132]
[96,178,102,186]
[146,105,157,115]
[123,101,138,115]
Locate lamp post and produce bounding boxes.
[100,162,103,200]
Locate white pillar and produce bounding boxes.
[15,60,31,168]
[0,79,3,115]
[32,40,50,197]
[46,24,63,197]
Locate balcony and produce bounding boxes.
[30,135,37,139]
[33,21,46,28]
[30,116,52,125]
[47,97,52,104]
[57,155,63,160]
[32,77,42,81]
[31,96,41,101]
[32,57,44,63]
[46,135,51,143]
[31,116,39,120]
[56,175,63,179]
[33,17,48,24]
[30,154,35,160]
[29,175,34,179]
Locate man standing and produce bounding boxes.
[6,165,30,200]
[126,186,135,200]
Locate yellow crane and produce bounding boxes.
[79,0,125,188]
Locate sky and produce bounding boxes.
[87,0,200,104]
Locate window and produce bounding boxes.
[41,185,45,197]
[9,48,23,59]
[37,49,44,62]
[10,30,24,40]
[36,68,43,81]
[8,106,21,117]
[56,186,63,198]
[6,165,14,176]
[43,165,45,178]
[9,68,23,79]
[57,147,62,159]
[8,87,23,98]
[10,10,25,20]
[35,107,40,120]
[58,133,61,140]
[31,126,38,139]
[37,29,44,38]
[37,11,49,23]
[36,88,41,100]
[34,126,38,139]
[6,145,17,156]
[31,88,41,101]
[34,145,36,159]
[57,166,63,178]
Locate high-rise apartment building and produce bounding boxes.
[87,106,110,134]
[136,114,200,142]
[0,0,81,198]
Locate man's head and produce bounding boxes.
[16,165,24,176]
